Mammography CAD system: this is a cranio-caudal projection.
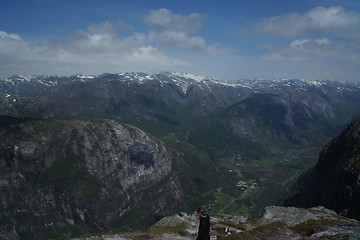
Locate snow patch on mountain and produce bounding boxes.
[75,74,95,79]
[1,72,360,95]
[170,72,214,82]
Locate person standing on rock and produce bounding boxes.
[196,206,210,240]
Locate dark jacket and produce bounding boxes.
[196,214,210,240]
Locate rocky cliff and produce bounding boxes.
[0,116,185,239]
[286,118,360,220]
[2,73,360,238]
[216,88,358,155]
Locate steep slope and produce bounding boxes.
[0,116,185,239]
[286,118,360,220]
[1,72,360,233]
[1,74,359,139]
[0,93,58,119]
[0,73,251,121]
[215,88,347,155]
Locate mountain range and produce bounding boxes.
[1,72,360,239]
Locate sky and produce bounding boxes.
[1,0,360,82]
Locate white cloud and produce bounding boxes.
[145,9,213,52]
[125,46,189,66]
[0,31,22,41]
[262,38,343,61]
[148,30,206,50]
[0,9,232,78]
[206,43,233,56]
[0,31,28,59]
[0,31,31,73]
[82,21,133,35]
[257,6,360,38]
[257,6,360,80]
[144,8,206,34]
[0,27,190,77]
[144,8,230,55]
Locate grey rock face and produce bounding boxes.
[0,117,184,239]
[216,89,359,155]
[286,118,360,220]
[261,206,318,226]
[128,142,155,168]
[257,206,360,240]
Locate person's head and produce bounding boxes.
[197,206,207,217]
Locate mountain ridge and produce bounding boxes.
[4,72,360,93]
[1,72,360,239]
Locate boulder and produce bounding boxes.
[261,206,318,226]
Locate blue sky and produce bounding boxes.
[1,0,360,81]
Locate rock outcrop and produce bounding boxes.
[0,117,185,239]
[72,206,360,240]
[286,118,360,220]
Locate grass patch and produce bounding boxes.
[13,211,39,225]
[210,192,247,216]
[149,223,189,236]
[291,219,332,236]
[23,153,101,200]
[355,154,360,171]
[110,171,179,232]
[35,224,90,240]
[223,221,288,240]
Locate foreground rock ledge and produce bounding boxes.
[73,206,360,240]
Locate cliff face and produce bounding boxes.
[0,116,185,239]
[216,89,354,155]
[286,118,360,220]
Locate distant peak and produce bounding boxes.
[74,74,95,79]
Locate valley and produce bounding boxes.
[1,72,360,239]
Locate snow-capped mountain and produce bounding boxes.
[1,71,360,150]
[1,71,360,125]
[1,72,360,239]
[2,72,359,96]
